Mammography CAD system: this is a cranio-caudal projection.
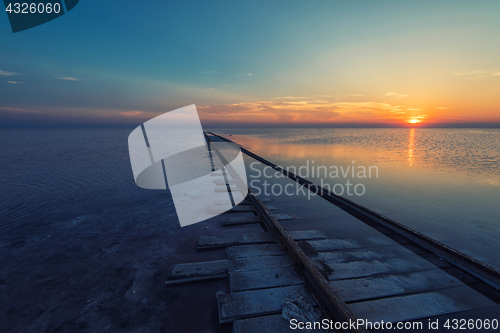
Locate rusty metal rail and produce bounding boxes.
[205,132,369,333]
[208,131,500,293]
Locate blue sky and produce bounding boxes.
[1,0,500,126]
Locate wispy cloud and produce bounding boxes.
[350,94,364,97]
[0,106,40,113]
[436,106,449,110]
[55,76,82,81]
[120,111,143,116]
[0,70,21,76]
[6,81,23,84]
[384,92,408,100]
[406,107,420,111]
[271,96,310,100]
[454,70,500,79]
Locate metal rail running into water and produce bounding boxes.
[208,131,500,292]
[165,131,500,333]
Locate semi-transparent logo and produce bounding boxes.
[128,105,248,227]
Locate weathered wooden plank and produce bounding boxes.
[166,260,228,285]
[318,245,420,264]
[233,315,291,333]
[350,286,496,323]
[331,269,464,302]
[227,244,284,259]
[221,214,294,226]
[217,285,316,324]
[229,255,292,272]
[230,267,303,292]
[327,257,434,281]
[198,230,326,250]
[309,237,395,252]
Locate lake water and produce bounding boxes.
[1,127,499,331]
[212,128,500,269]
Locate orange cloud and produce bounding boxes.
[121,111,143,116]
[198,100,407,124]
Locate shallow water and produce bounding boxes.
[0,128,235,332]
[212,128,500,269]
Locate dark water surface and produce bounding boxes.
[0,128,232,333]
[2,127,500,332]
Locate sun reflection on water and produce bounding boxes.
[407,128,415,167]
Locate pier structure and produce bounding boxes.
[165,132,500,332]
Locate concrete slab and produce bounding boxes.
[207,205,280,213]
[309,237,396,252]
[227,244,284,259]
[327,257,435,280]
[221,214,294,226]
[215,180,237,186]
[166,259,228,285]
[331,269,464,302]
[197,230,326,250]
[217,285,317,324]
[214,198,272,205]
[230,267,303,292]
[318,245,420,264]
[350,286,496,323]
[229,255,292,272]
[215,186,245,193]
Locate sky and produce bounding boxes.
[1,0,500,127]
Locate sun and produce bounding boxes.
[408,118,421,124]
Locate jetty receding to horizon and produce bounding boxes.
[165,132,500,333]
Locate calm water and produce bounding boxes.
[213,128,500,269]
[0,128,174,246]
[1,127,499,268]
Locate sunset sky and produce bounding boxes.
[1,0,500,127]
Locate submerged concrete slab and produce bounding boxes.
[327,257,434,280]
[215,179,237,186]
[215,186,245,193]
[198,230,326,250]
[318,245,420,264]
[226,244,284,259]
[166,259,228,285]
[350,286,496,323]
[309,237,395,252]
[207,205,280,213]
[331,269,464,302]
[217,285,316,324]
[230,267,303,292]
[229,255,292,272]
